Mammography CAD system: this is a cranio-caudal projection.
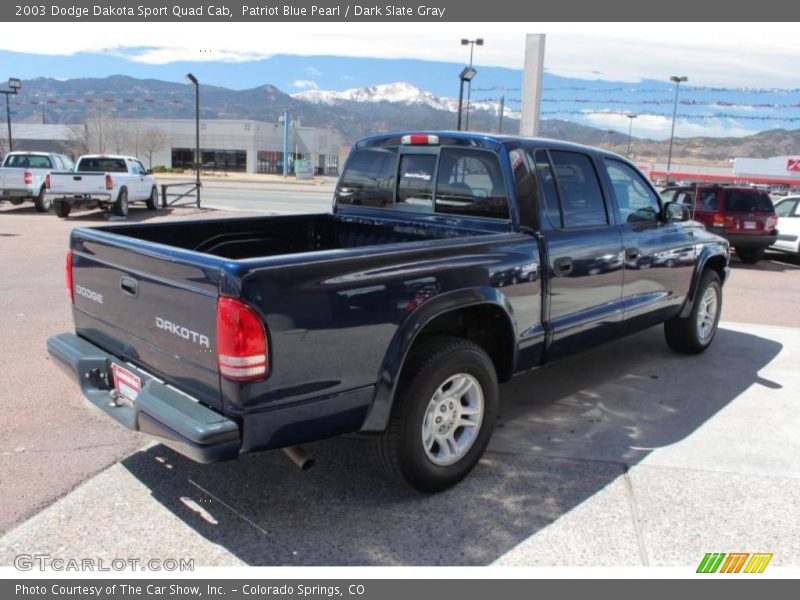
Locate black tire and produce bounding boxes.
[735,247,765,264]
[33,186,52,212]
[53,201,71,218]
[376,335,499,493]
[113,188,129,217]
[145,186,158,210]
[664,270,722,354]
[9,198,25,206]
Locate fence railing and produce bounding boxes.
[160,182,201,209]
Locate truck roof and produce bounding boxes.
[5,151,53,156]
[355,131,630,161]
[78,154,139,161]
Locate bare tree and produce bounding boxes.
[65,123,90,159]
[139,127,168,168]
[0,125,8,159]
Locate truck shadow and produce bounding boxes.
[121,325,782,566]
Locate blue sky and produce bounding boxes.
[1,22,798,140]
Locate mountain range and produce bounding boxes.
[8,76,799,163]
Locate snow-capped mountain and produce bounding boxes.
[292,82,520,118]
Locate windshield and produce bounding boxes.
[724,189,774,213]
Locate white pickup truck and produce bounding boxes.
[47,154,158,218]
[0,151,75,212]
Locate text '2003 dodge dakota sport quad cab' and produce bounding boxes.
[48,133,730,492]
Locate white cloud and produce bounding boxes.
[1,22,799,88]
[305,66,322,76]
[579,111,758,140]
[291,79,319,89]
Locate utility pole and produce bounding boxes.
[666,75,688,184]
[282,108,290,177]
[498,96,505,134]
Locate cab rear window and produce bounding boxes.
[336,146,510,220]
[4,154,52,169]
[77,157,128,173]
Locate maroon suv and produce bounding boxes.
[661,185,778,263]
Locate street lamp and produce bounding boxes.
[626,113,637,158]
[666,75,688,184]
[1,78,21,153]
[457,67,477,131]
[460,38,483,130]
[185,72,200,207]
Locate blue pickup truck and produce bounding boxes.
[48,132,730,492]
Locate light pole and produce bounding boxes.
[280,108,290,177]
[185,73,200,207]
[666,75,688,184]
[460,38,483,131]
[1,78,21,154]
[626,113,637,158]
[456,67,477,131]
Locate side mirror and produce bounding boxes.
[664,201,690,223]
[146,169,153,175]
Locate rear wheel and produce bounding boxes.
[34,186,52,212]
[376,335,498,493]
[113,188,129,217]
[664,270,722,354]
[735,247,765,264]
[145,186,158,210]
[54,201,71,218]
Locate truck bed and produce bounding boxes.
[99,212,502,259]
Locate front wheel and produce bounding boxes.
[735,247,765,264]
[113,189,129,217]
[34,186,52,212]
[664,270,722,354]
[376,335,498,493]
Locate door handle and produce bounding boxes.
[625,247,640,261]
[553,257,573,276]
[120,276,138,297]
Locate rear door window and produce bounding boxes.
[724,189,775,213]
[336,148,398,208]
[435,148,509,219]
[699,190,718,211]
[775,199,797,217]
[549,151,608,228]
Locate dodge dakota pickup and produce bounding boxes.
[47,132,730,492]
[47,154,158,218]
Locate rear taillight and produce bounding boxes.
[713,214,725,227]
[105,174,113,190]
[23,171,33,185]
[216,296,268,381]
[65,250,74,304]
[45,174,51,189]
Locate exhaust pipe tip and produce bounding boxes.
[282,445,315,470]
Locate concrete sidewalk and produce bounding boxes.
[1,321,797,567]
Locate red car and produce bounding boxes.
[661,185,778,263]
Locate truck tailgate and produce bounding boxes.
[70,229,223,410]
[50,172,108,195]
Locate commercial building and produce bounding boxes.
[644,155,800,189]
[5,119,346,176]
[112,118,345,175]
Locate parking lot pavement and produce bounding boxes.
[0,204,258,534]
[1,320,798,567]
[1,200,799,566]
